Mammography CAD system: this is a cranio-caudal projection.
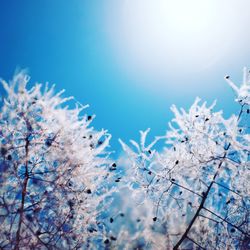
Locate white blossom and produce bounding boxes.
[225,67,250,105]
[120,68,250,249]
[0,71,113,249]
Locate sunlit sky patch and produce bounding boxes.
[106,0,250,89]
[0,0,250,154]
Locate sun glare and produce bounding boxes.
[108,0,249,79]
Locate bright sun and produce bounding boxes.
[161,1,215,32]
[108,0,249,77]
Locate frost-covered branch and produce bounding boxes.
[0,71,114,249]
[120,68,250,250]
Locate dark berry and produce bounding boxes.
[86,189,92,194]
[104,239,110,244]
[1,147,7,156]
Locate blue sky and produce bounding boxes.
[0,0,250,154]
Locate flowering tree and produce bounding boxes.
[0,72,113,249]
[120,68,250,249]
[0,68,249,249]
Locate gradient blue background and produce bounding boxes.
[0,0,249,155]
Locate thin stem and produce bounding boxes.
[203,207,250,237]
[14,134,30,250]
